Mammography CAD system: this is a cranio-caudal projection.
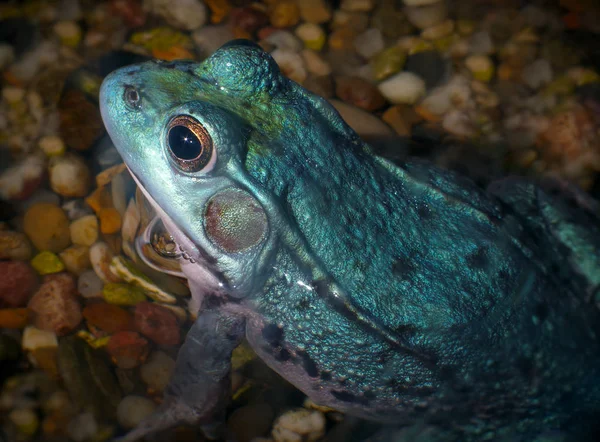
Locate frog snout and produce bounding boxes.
[203,188,268,253]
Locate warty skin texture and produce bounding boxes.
[100,40,600,441]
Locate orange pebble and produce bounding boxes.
[99,207,122,234]
[0,308,30,328]
[85,186,112,213]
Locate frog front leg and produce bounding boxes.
[117,306,246,442]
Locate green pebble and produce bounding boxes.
[102,283,147,306]
[371,46,407,82]
[31,251,65,275]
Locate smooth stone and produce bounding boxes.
[192,25,235,58]
[404,50,448,89]
[117,396,156,429]
[522,59,553,89]
[353,28,384,59]
[404,1,448,29]
[329,99,394,140]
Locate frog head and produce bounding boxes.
[100,40,361,307]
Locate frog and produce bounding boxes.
[99,40,600,441]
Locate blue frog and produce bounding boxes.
[99,40,600,441]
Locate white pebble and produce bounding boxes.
[0,43,15,70]
[22,326,58,352]
[301,49,331,76]
[272,49,307,84]
[140,351,175,393]
[354,28,384,59]
[521,59,553,89]
[404,1,448,29]
[117,396,157,429]
[272,409,326,442]
[67,412,98,442]
[469,31,494,55]
[39,135,66,157]
[442,109,475,137]
[330,99,394,139]
[144,0,206,31]
[192,25,235,57]
[77,270,104,298]
[264,30,303,52]
[421,19,454,40]
[340,0,376,12]
[378,72,426,105]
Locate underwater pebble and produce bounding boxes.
[70,214,99,247]
[335,76,386,111]
[270,1,300,29]
[89,242,120,283]
[192,24,235,57]
[57,335,122,422]
[110,256,178,303]
[297,0,332,24]
[340,0,375,13]
[228,402,275,442]
[53,21,82,47]
[272,409,326,442]
[98,207,122,234]
[48,153,92,198]
[382,105,418,137]
[116,395,156,429]
[271,48,307,84]
[103,282,147,306]
[0,261,38,308]
[329,99,394,140]
[23,203,71,253]
[62,199,94,221]
[0,154,46,201]
[0,43,15,70]
[353,28,384,59]
[421,19,454,40]
[28,273,81,336]
[59,244,91,275]
[469,30,494,55]
[83,302,133,334]
[31,251,65,275]
[140,351,175,393]
[442,109,476,138]
[107,331,149,369]
[378,72,426,104]
[521,59,553,89]
[404,50,447,89]
[38,135,66,157]
[59,90,105,152]
[263,30,303,52]
[0,308,29,329]
[145,0,207,30]
[22,326,59,352]
[0,231,33,261]
[66,412,98,442]
[134,301,180,345]
[8,407,39,436]
[77,270,104,299]
[465,54,495,82]
[404,1,448,29]
[370,46,407,82]
[295,23,326,51]
[301,49,331,76]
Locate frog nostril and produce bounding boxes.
[123,85,141,110]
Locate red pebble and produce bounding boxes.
[230,7,269,34]
[109,0,146,28]
[107,331,149,369]
[28,272,81,336]
[134,301,180,346]
[0,261,38,308]
[83,302,134,334]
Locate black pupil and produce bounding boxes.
[168,125,202,160]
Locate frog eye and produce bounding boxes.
[167,115,216,173]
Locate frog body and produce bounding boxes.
[99,40,600,441]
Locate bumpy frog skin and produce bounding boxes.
[100,40,600,440]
